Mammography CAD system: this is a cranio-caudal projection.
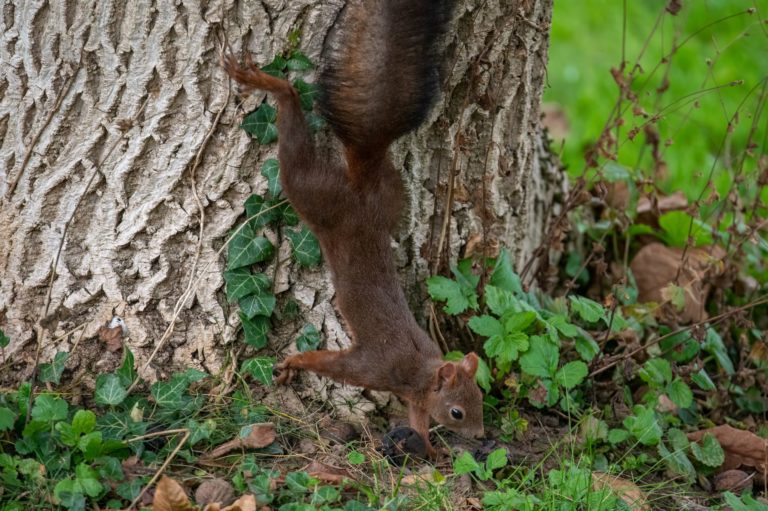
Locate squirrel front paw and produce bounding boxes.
[274,357,298,385]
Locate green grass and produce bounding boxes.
[545,0,767,198]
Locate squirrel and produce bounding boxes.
[223,0,484,458]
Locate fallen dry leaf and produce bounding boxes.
[221,494,257,511]
[714,469,754,493]
[305,460,354,485]
[636,191,688,222]
[688,425,768,475]
[206,423,276,459]
[98,324,124,352]
[592,472,649,511]
[196,479,234,508]
[152,476,193,511]
[630,243,725,323]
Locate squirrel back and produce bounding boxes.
[318,0,453,166]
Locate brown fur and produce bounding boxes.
[222,0,483,458]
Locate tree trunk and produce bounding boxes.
[0,0,561,417]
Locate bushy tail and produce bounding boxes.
[318,0,454,159]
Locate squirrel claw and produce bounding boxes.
[274,361,296,385]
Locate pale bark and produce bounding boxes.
[0,0,561,417]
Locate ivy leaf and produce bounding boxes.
[224,268,272,302]
[241,104,278,144]
[240,313,270,349]
[555,361,588,389]
[240,289,277,318]
[293,79,319,111]
[116,348,137,388]
[666,378,694,409]
[39,351,69,384]
[468,315,503,338]
[690,433,725,467]
[260,159,282,198]
[228,221,275,270]
[286,51,313,71]
[623,405,662,446]
[569,296,606,324]
[428,276,475,315]
[31,395,68,423]
[261,55,287,77]
[241,357,275,386]
[94,374,128,406]
[245,194,279,228]
[279,203,300,226]
[519,336,558,379]
[296,324,322,352]
[0,328,8,348]
[286,226,322,267]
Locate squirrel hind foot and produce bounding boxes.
[222,53,289,97]
[274,359,298,385]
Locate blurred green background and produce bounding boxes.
[545,0,767,201]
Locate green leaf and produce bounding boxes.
[292,79,319,111]
[279,203,300,225]
[286,51,313,71]
[484,332,529,365]
[0,328,9,348]
[667,428,690,451]
[702,327,735,375]
[261,56,287,77]
[225,268,272,302]
[723,492,768,511]
[261,159,282,198]
[569,295,606,324]
[623,405,662,446]
[485,448,508,471]
[484,285,518,317]
[549,315,579,338]
[116,348,137,387]
[468,315,503,337]
[240,289,277,319]
[39,351,68,384]
[347,451,366,465]
[659,211,713,247]
[607,428,629,445]
[555,361,588,389]
[0,407,15,431]
[602,161,632,182]
[666,378,694,409]
[227,223,275,270]
[54,479,85,510]
[241,103,278,144]
[296,324,322,352]
[78,431,103,460]
[690,433,725,467]
[286,225,322,267]
[475,357,492,393]
[452,451,481,475]
[639,358,672,386]
[660,330,700,363]
[187,418,216,446]
[31,395,68,423]
[95,374,128,406]
[574,332,600,362]
[244,194,279,228]
[489,251,522,294]
[241,357,275,386]
[428,276,473,315]
[658,441,696,481]
[691,368,716,391]
[519,337,558,378]
[240,312,270,349]
[75,463,103,497]
[662,283,686,310]
[504,312,537,333]
[72,410,97,436]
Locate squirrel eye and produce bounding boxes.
[450,408,464,420]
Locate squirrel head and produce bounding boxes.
[427,352,484,439]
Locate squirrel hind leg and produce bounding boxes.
[223,53,292,97]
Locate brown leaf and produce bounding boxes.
[630,243,725,323]
[688,425,768,475]
[152,476,193,511]
[206,423,276,459]
[98,324,124,352]
[592,472,649,511]
[305,460,354,485]
[195,479,234,508]
[221,494,257,511]
[636,191,688,225]
[714,469,753,493]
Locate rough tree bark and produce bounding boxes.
[0,0,561,418]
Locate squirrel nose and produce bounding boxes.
[474,427,485,439]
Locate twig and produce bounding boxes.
[126,428,190,510]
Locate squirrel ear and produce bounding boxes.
[436,362,457,389]
[461,352,479,377]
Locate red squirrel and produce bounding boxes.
[224,0,484,458]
